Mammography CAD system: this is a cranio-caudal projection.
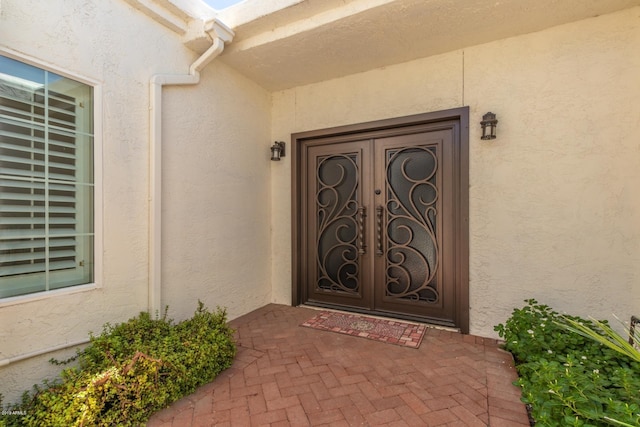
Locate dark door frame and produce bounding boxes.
[291,107,470,333]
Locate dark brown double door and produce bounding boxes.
[298,115,467,330]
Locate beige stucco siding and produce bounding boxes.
[464,8,640,336]
[271,7,640,337]
[162,61,272,321]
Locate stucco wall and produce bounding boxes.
[271,7,640,337]
[162,61,272,321]
[0,0,272,402]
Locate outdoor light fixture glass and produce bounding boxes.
[270,141,285,161]
[480,112,498,140]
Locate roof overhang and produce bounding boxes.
[123,0,234,52]
[215,0,640,91]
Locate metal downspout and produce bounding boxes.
[148,36,225,315]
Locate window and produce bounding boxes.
[0,54,95,298]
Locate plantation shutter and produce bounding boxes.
[0,56,94,298]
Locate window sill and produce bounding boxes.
[0,283,99,308]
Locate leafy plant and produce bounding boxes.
[558,316,640,363]
[495,299,640,426]
[0,302,236,427]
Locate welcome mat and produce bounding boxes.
[300,311,427,348]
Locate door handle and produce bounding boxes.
[358,206,366,255]
[376,205,383,256]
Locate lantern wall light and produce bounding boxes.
[480,112,498,140]
[270,141,285,161]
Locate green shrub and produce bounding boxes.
[0,302,236,427]
[495,299,640,426]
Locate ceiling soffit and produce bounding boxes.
[215,0,640,91]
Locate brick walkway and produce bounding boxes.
[147,304,529,426]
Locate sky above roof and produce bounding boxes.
[202,0,244,10]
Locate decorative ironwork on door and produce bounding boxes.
[301,123,463,329]
[384,146,440,304]
[296,110,469,331]
[315,153,361,294]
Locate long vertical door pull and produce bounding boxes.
[358,206,367,255]
[376,205,383,256]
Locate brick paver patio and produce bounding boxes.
[147,304,529,426]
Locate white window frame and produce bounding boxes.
[0,48,102,306]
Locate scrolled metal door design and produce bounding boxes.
[384,146,440,304]
[315,154,360,294]
[303,127,458,325]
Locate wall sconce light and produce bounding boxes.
[480,112,498,140]
[270,141,285,161]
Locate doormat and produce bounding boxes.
[300,311,427,348]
